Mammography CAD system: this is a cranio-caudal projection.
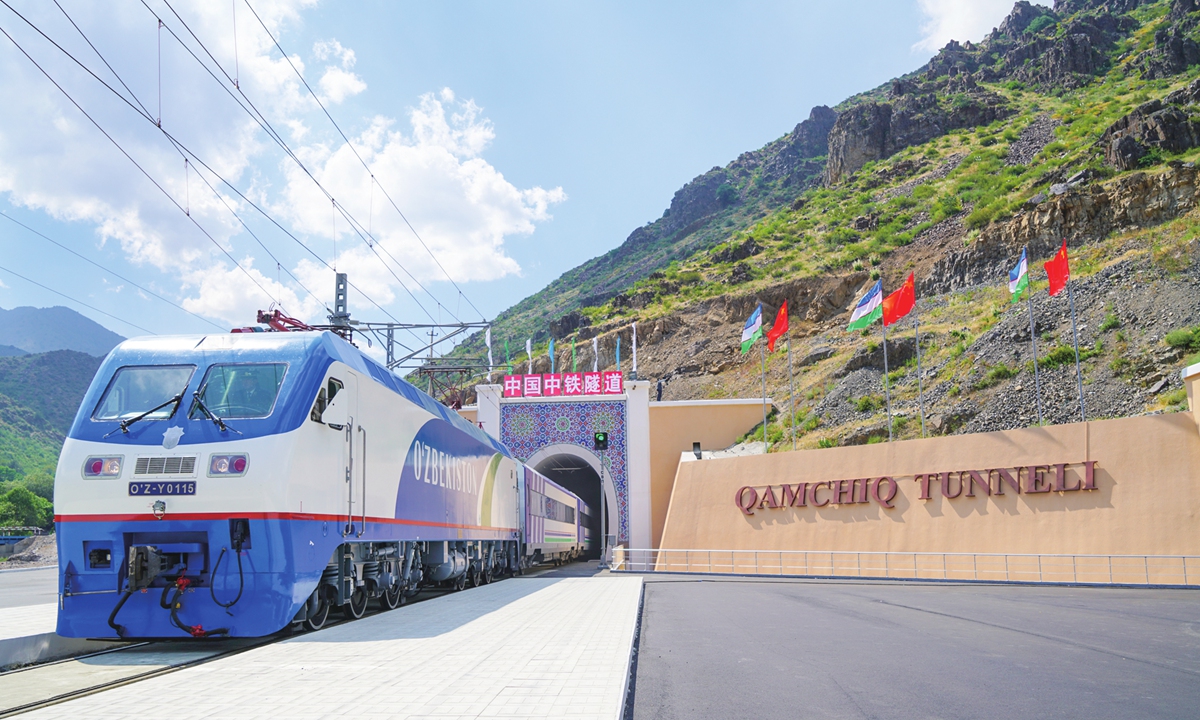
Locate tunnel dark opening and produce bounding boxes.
[534,454,604,560]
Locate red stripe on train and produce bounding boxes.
[55,511,517,532]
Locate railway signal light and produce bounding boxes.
[593,432,608,451]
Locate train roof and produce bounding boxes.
[85,330,509,456]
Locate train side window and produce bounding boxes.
[310,378,344,423]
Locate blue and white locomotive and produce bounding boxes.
[54,330,591,639]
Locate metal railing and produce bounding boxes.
[609,548,1200,587]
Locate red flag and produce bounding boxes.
[1044,240,1070,297]
[882,273,916,327]
[766,300,789,352]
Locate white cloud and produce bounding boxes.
[914,0,1051,53]
[313,39,356,67]
[0,3,562,328]
[318,66,367,104]
[274,91,565,290]
[313,38,365,104]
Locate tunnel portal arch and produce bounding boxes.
[528,444,616,560]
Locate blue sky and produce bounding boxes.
[0,0,1029,355]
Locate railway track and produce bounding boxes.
[0,563,582,717]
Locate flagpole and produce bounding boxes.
[914,311,926,438]
[882,320,893,441]
[787,330,796,451]
[1026,248,1044,425]
[759,338,768,453]
[1067,280,1086,423]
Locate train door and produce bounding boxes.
[321,373,359,536]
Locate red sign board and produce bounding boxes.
[502,371,623,398]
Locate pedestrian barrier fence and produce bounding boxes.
[610,548,1200,586]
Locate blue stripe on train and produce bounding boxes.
[56,516,514,638]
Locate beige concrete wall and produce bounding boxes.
[659,413,1200,557]
[648,400,769,548]
[457,406,478,425]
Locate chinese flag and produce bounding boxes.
[1044,240,1070,297]
[766,301,789,352]
[882,273,916,327]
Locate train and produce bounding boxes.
[53,330,591,639]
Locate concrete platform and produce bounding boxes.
[20,575,643,719]
[0,602,128,670]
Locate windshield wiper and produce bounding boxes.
[103,391,185,438]
[192,388,242,435]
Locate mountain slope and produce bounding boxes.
[457,106,839,349]
[0,351,103,502]
[0,305,125,356]
[457,0,1200,447]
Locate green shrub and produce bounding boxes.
[716,183,738,206]
[677,271,702,286]
[1025,15,1056,35]
[911,185,936,200]
[932,194,962,222]
[1038,341,1103,369]
[817,437,837,449]
[1164,388,1188,410]
[851,395,884,413]
[1165,325,1200,352]
[1100,313,1121,332]
[973,363,1017,389]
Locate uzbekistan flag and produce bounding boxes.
[740,303,763,354]
[847,280,883,331]
[1008,248,1029,303]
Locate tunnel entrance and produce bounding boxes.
[534,453,604,561]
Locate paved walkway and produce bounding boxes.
[0,602,55,642]
[22,576,642,720]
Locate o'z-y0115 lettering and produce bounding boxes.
[128,482,197,496]
[735,461,1098,517]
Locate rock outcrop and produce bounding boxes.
[925,166,1200,293]
[824,87,1010,184]
[1101,79,1200,170]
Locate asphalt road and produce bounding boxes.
[0,566,56,609]
[628,576,1200,720]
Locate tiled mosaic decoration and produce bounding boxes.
[500,400,629,543]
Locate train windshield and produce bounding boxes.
[189,363,287,419]
[92,365,196,421]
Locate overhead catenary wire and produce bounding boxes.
[0,211,227,332]
[0,10,279,310]
[243,0,488,323]
[0,263,156,335]
[3,1,407,342]
[5,3,421,352]
[152,0,448,328]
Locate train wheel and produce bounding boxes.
[380,582,402,611]
[454,574,467,592]
[342,587,368,620]
[304,599,330,631]
[469,566,482,588]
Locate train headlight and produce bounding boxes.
[83,456,122,478]
[209,454,248,477]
